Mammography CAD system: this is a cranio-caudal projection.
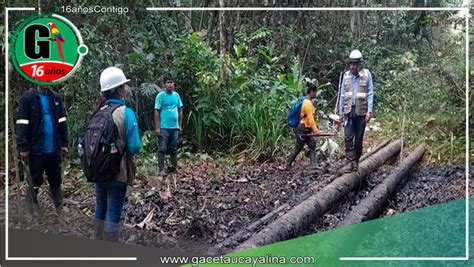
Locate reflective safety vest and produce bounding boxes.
[342,69,370,116]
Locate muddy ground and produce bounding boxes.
[3,148,472,254]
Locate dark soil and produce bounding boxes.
[4,150,470,254]
[301,163,472,237]
[382,164,473,214]
[301,164,396,235]
[6,153,338,252]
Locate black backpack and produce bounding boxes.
[81,103,123,183]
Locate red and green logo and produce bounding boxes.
[10,13,88,85]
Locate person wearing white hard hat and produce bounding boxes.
[84,66,142,242]
[338,50,374,173]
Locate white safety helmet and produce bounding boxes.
[100,67,130,92]
[349,49,363,63]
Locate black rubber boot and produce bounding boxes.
[26,186,40,214]
[103,231,119,242]
[93,219,105,240]
[351,160,359,172]
[157,152,165,175]
[50,185,64,209]
[170,153,178,170]
[309,150,317,165]
[286,149,301,170]
[340,160,354,174]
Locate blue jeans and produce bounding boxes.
[158,128,179,154]
[94,183,127,233]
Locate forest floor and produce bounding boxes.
[2,137,472,255]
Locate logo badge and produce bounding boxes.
[10,13,88,85]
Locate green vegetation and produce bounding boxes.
[1,0,470,178]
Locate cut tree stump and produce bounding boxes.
[235,140,402,251]
[338,145,426,227]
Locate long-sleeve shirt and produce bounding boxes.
[106,99,141,155]
[300,99,319,133]
[339,70,374,115]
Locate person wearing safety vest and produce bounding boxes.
[338,50,374,173]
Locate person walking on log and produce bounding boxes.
[286,82,319,170]
[339,50,374,173]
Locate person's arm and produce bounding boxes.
[178,108,183,131]
[177,93,183,131]
[301,100,319,133]
[367,71,374,113]
[338,78,345,117]
[16,91,31,156]
[124,107,142,155]
[366,71,374,123]
[154,109,161,136]
[154,93,162,136]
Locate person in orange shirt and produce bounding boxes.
[286,82,319,170]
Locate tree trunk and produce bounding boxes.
[235,140,403,251]
[350,0,361,40]
[215,203,290,251]
[338,145,426,227]
[359,139,391,162]
[218,0,227,55]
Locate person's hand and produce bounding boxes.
[155,128,161,136]
[61,147,69,154]
[20,151,29,159]
[179,126,183,132]
[365,112,372,123]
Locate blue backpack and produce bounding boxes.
[287,96,306,128]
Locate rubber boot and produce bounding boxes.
[157,152,166,175]
[286,149,301,170]
[104,222,119,242]
[104,231,119,242]
[309,150,317,166]
[351,159,359,172]
[26,186,40,215]
[169,153,178,173]
[340,160,354,174]
[93,219,105,240]
[50,185,64,209]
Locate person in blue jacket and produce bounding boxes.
[93,67,142,242]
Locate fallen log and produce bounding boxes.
[338,145,426,227]
[235,139,402,251]
[216,203,290,250]
[296,139,391,177]
[359,139,390,162]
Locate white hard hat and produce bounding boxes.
[349,49,363,62]
[100,67,130,92]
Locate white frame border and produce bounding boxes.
[4,7,137,261]
[147,6,470,262]
[3,5,469,263]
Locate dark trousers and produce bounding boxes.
[158,128,179,171]
[344,107,367,162]
[287,126,317,167]
[94,183,127,233]
[29,152,62,188]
